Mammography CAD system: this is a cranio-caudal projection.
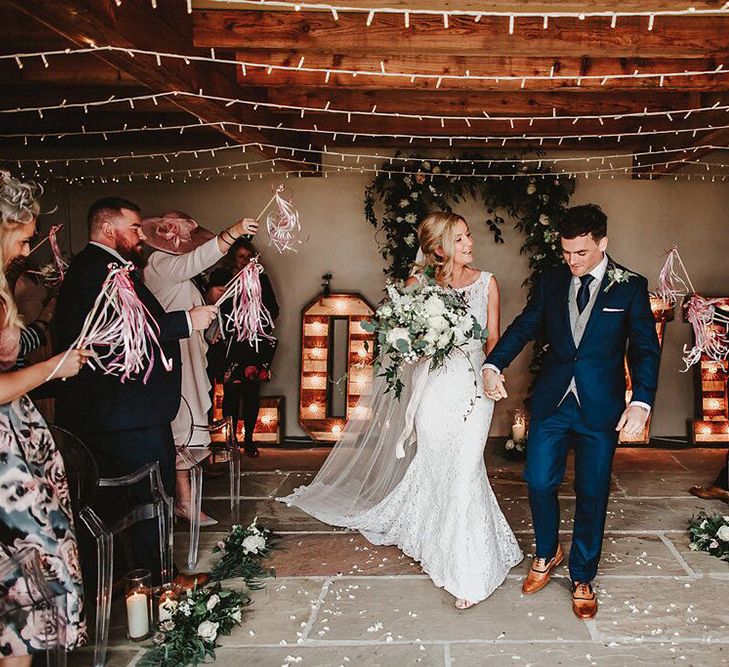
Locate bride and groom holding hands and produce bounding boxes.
[281,204,660,618]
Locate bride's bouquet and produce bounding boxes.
[361,278,487,398]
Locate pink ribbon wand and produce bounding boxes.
[256,185,306,254]
[681,295,729,371]
[214,256,275,349]
[653,245,694,307]
[46,263,172,383]
[27,224,68,287]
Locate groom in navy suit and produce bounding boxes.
[483,204,660,619]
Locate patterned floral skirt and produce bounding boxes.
[0,395,87,656]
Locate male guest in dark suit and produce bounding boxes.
[483,204,660,620]
[55,197,216,584]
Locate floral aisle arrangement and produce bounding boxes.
[361,277,488,399]
[210,518,278,587]
[140,584,249,667]
[501,437,527,460]
[688,512,729,562]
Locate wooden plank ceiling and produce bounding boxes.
[2,0,729,177]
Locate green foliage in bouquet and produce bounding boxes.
[140,584,249,667]
[361,280,488,399]
[210,518,278,587]
[687,512,729,562]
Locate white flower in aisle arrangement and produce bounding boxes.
[361,272,488,399]
[687,512,729,561]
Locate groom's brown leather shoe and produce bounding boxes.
[571,581,597,619]
[522,544,564,595]
[689,485,729,504]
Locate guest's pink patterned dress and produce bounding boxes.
[0,323,87,656]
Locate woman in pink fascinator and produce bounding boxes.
[142,210,258,526]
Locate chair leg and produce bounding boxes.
[186,464,203,571]
[229,433,241,525]
[79,507,113,667]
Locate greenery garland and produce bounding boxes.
[364,153,575,284]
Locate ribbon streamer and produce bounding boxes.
[682,294,729,371]
[28,224,68,287]
[256,185,306,254]
[214,256,275,348]
[653,245,694,306]
[46,262,172,383]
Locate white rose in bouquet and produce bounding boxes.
[425,295,447,316]
[427,314,449,333]
[716,525,729,542]
[197,620,219,642]
[206,594,220,611]
[386,327,411,347]
[242,534,267,555]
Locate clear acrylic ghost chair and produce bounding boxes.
[0,547,67,667]
[50,425,173,666]
[47,424,113,667]
[177,397,239,570]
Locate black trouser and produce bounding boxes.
[222,379,261,448]
[713,451,729,490]
[82,424,176,585]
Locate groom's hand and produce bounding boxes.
[483,368,508,401]
[616,405,649,435]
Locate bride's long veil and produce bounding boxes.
[281,250,426,524]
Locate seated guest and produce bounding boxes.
[206,239,279,458]
[54,197,216,586]
[141,210,258,526]
[0,171,90,666]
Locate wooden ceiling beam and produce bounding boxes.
[0,55,138,87]
[264,88,701,117]
[194,11,729,59]
[233,54,729,91]
[9,0,317,170]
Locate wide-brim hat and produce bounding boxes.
[141,212,215,255]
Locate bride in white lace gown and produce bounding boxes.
[280,212,522,608]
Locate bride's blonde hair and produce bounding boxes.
[413,211,465,286]
[0,171,41,329]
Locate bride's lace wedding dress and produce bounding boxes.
[281,270,522,603]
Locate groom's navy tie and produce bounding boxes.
[576,274,595,314]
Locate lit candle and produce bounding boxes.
[511,417,526,442]
[126,591,149,639]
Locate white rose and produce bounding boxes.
[206,594,220,611]
[242,534,267,555]
[427,315,449,332]
[710,539,719,549]
[716,525,729,542]
[425,296,446,316]
[437,331,452,348]
[197,620,219,642]
[526,183,537,195]
[505,439,515,450]
[386,327,410,347]
[231,608,242,623]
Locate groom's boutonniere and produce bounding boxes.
[604,265,637,293]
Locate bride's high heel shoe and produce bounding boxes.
[455,598,477,610]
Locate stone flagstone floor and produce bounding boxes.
[74,444,729,666]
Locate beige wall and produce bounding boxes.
[44,173,729,439]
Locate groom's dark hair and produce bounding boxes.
[557,204,607,241]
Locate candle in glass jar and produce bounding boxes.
[126,591,150,639]
[511,418,526,442]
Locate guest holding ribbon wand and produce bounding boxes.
[54,197,216,587]
[0,171,91,666]
[141,210,258,526]
[206,239,279,458]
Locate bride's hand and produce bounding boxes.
[483,368,507,401]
